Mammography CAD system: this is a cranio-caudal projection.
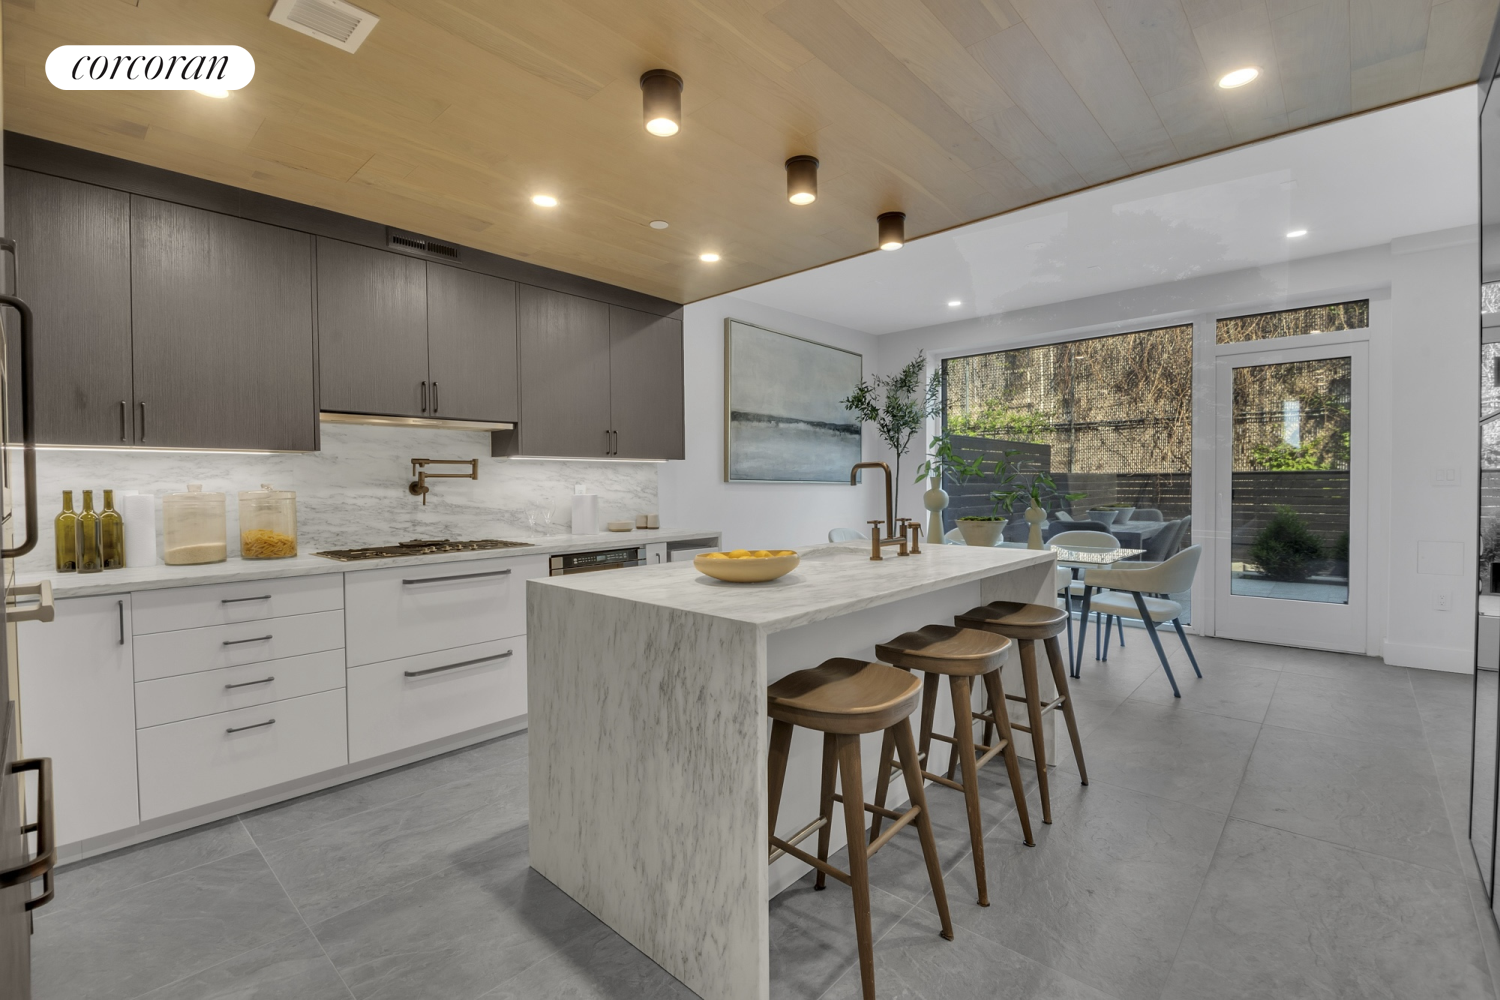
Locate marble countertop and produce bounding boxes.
[531,541,1056,633]
[24,527,722,599]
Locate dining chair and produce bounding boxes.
[1049,530,1124,659]
[828,527,866,543]
[1074,546,1203,697]
[944,528,964,544]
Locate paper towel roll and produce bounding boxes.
[123,493,158,567]
[571,493,598,535]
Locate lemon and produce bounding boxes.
[702,552,729,560]
[728,549,752,559]
[751,550,773,558]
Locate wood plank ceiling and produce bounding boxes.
[2,0,1494,304]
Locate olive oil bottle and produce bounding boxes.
[100,489,125,569]
[76,490,102,574]
[54,490,77,572]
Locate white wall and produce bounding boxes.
[657,297,884,551]
[870,234,1478,671]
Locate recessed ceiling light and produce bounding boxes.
[699,252,720,262]
[947,300,962,307]
[196,87,230,99]
[1286,229,1308,238]
[649,220,669,230]
[1218,67,1259,89]
[532,194,559,208]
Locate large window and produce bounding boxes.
[942,324,1193,518]
[1216,300,1368,344]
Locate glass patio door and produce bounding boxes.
[1212,341,1367,651]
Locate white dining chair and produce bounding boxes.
[1050,530,1124,658]
[828,527,866,543]
[1074,546,1202,697]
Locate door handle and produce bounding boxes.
[120,400,128,442]
[404,649,512,678]
[222,634,273,646]
[605,428,610,454]
[139,401,146,442]
[0,756,55,911]
[401,568,511,586]
[612,430,618,455]
[0,288,36,557]
[432,381,439,414]
[421,380,428,413]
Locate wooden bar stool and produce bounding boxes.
[767,658,954,1000]
[953,602,1088,825]
[869,625,1034,908]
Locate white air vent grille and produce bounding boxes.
[269,0,380,54]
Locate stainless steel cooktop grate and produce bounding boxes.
[313,538,534,561]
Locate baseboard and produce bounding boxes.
[55,715,528,867]
[1382,640,1472,673]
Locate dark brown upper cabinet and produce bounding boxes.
[5,168,132,446]
[316,237,428,418]
[510,286,611,457]
[609,306,683,460]
[130,197,317,451]
[425,263,518,423]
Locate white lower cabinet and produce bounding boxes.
[137,687,347,821]
[134,649,346,729]
[347,636,527,762]
[17,595,139,845]
[133,609,345,681]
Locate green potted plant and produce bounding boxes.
[913,432,988,543]
[843,354,942,519]
[987,452,1086,549]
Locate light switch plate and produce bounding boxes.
[1434,468,1459,487]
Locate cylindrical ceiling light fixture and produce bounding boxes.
[785,155,819,206]
[878,211,906,251]
[640,69,683,137]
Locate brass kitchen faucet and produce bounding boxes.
[408,458,478,505]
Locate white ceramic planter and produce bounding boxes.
[956,519,1004,547]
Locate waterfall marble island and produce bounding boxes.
[526,542,1058,1000]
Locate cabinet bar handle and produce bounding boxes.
[226,719,275,734]
[421,380,428,413]
[222,634,272,646]
[225,676,275,690]
[612,430,618,455]
[404,650,512,678]
[401,568,511,586]
[432,381,439,414]
[604,429,610,454]
[139,401,146,442]
[118,599,124,645]
[120,401,127,442]
[220,595,272,604]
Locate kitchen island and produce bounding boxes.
[527,542,1057,1000]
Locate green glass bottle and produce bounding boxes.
[76,490,102,574]
[54,490,77,572]
[100,489,125,569]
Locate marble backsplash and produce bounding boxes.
[15,422,659,576]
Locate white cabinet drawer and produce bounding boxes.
[134,610,345,681]
[137,688,347,821]
[135,649,346,729]
[347,636,526,762]
[132,574,344,634]
[344,555,546,667]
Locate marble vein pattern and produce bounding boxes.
[527,543,1056,1000]
[18,421,659,578]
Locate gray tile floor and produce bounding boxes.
[30,632,1500,1000]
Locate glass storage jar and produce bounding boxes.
[238,484,298,559]
[162,484,227,565]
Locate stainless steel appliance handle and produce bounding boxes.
[0,756,56,911]
[401,568,511,586]
[404,650,512,678]
[222,634,272,646]
[225,676,275,690]
[226,719,275,734]
[220,595,272,604]
[0,287,37,558]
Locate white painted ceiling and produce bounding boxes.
[729,88,1477,336]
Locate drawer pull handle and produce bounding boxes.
[404,650,513,678]
[225,676,275,690]
[226,719,276,734]
[401,569,512,586]
[221,595,272,605]
[222,635,273,646]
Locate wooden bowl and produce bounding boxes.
[694,551,799,583]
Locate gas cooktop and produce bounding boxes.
[313,538,535,562]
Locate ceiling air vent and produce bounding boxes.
[269,0,380,54]
[387,229,461,261]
